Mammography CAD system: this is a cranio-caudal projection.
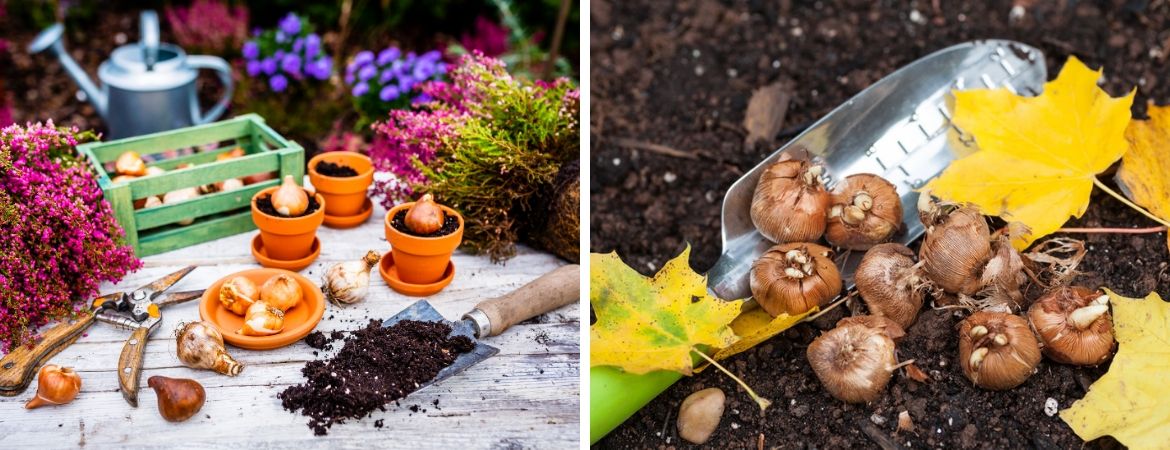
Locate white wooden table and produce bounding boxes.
[0,202,579,449]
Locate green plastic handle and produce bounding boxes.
[589,366,683,444]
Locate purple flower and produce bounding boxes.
[398,75,415,92]
[353,50,375,67]
[275,31,287,43]
[261,57,278,75]
[308,58,331,80]
[358,64,377,81]
[344,72,355,85]
[293,37,304,52]
[421,50,442,62]
[377,47,401,66]
[281,53,302,76]
[412,62,433,81]
[242,41,260,60]
[434,62,448,75]
[304,33,321,57]
[278,13,301,36]
[379,68,396,83]
[352,82,369,97]
[269,74,288,92]
[412,93,432,105]
[274,49,285,60]
[379,85,401,102]
[245,60,262,76]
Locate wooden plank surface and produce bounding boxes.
[0,200,580,449]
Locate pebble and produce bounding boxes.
[663,172,677,183]
[1044,397,1059,417]
[677,388,725,445]
[870,413,887,425]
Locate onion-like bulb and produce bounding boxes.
[237,301,285,336]
[405,193,445,234]
[750,242,842,317]
[825,173,903,250]
[958,312,1040,390]
[1027,287,1114,365]
[219,276,258,316]
[918,199,991,296]
[750,160,830,243]
[25,364,81,409]
[115,151,147,176]
[147,376,205,422]
[324,250,381,305]
[855,243,924,329]
[176,321,244,376]
[271,175,309,217]
[807,317,898,403]
[259,274,303,312]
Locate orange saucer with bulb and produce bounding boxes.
[379,251,455,296]
[251,234,320,271]
[199,268,326,350]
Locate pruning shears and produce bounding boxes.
[0,266,203,405]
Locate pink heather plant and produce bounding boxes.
[164,0,250,55]
[0,122,140,351]
[459,16,510,58]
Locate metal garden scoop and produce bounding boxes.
[705,39,1050,301]
[593,40,1052,443]
[383,264,579,389]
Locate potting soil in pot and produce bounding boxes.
[316,161,359,177]
[391,210,459,237]
[256,193,322,217]
[278,319,475,435]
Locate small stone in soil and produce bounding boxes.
[278,320,474,435]
[391,209,459,237]
[315,160,358,177]
[255,193,321,217]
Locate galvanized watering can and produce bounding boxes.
[28,11,233,138]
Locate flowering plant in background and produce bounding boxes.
[459,16,510,58]
[241,12,332,94]
[370,52,579,260]
[346,47,447,129]
[446,0,572,80]
[164,0,249,55]
[0,122,141,351]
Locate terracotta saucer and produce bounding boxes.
[198,268,326,350]
[251,234,320,271]
[379,251,455,296]
[323,197,374,229]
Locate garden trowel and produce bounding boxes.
[382,264,579,389]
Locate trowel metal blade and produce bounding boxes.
[382,300,500,389]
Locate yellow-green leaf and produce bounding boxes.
[590,246,744,375]
[926,56,1135,249]
[703,305,814,369]
[1060,290,1170,449]
[1118,103,1170,251]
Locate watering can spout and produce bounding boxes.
[28,23,108,117]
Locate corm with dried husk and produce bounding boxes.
[855,243,925,329]
[1027,286,1114,366]
[807,316,900,403]
[750,159,830,243]
[750,242,841,317]
[825,173,903,249]
[958,311,1041,390]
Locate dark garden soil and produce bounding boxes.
[255,192,321,217]
[315,160,359,177]
[591,0,1169,449]
[279,319,475,435]
[391,209,460,237]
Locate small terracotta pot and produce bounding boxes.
[251,187,326,261]
[308,152,374,218]
[384,201,464,284]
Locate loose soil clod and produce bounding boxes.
[278,320,474,435]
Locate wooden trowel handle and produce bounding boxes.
[467,264,579,337]
[0,312,95,396]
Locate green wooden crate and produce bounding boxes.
[77,114,304,257]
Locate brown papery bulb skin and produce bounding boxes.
[958,312,1041,390]
[1028,287,1114,366]
[405,193,445,234]
[919,206,991,296]
[238,301,285,336]
[837,315,906,343]
[219,276,259,316]
[750,160,830,243]
[259,274,303,312]
[825,174,903,250]
[148,376,205,422]
[750,242,842,317]
[807,320,897,403]
[176,321,244,376]
[855,243,924,329]
[115,151,147,176]
[25,364,82,409]
[271,175,309,217]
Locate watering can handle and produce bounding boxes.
[140,11,159,70]
[187,55,235,125]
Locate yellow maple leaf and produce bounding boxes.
[590,246,744,375]
[1118,103,1170,251]
[706,305,813,365]
[926,56,1135,249]
[1060,290,1170,449]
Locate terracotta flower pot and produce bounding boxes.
[307,151,374,218]
[384,201,464,284]
[251,187,326,261]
